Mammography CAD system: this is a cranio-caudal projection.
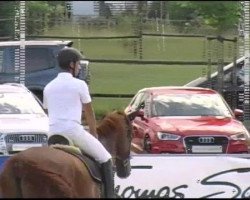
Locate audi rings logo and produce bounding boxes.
[19,135,35,142]
[198,137,215,144]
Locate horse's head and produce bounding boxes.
[97,110,133,179]
[113,111,133,178]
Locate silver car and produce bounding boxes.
[0,40,90,101]
[0,83,49,155]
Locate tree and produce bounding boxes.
[147,1,242,33]
[26,1,52,35]
[190,1,241,32]
[26,1,66,35]
[65,1,72,19]
[0,1,17,37]
[0,1,65,37]
[98,1,112,19]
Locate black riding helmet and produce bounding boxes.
[57,47,84,71]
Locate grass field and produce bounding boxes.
[89,63,207,94]
[47,23,237,61]
[89,63,212,117]
[45,22,238,118]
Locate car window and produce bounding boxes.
[152,93,232,117]
[0,92,45,114]
[26,47,55,72]
[130,92,147,110]
[0,49,3,72]
[1,46,56,73]
[1,47,15,73]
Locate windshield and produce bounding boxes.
[0,92,45,114]
[152,93,232,117]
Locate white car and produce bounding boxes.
[0,83,49,155]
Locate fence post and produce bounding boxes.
[14,1,26,85]
[138,1,143,60]
[206,37,212,88]
[243,1,250,126]
[216,35,225,95]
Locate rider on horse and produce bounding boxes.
[43,47,115,198]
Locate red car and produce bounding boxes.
[125,86,250,154]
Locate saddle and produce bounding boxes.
[51,144,102,183]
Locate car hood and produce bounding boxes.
[0,114,49,133]
[151,116,248,136]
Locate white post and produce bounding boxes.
[243,1,250,124]
[19,1,26,85]
[14,1,26,85]
[156,11,160,52]
[160,1,165,52]
[239,2,245,57]
[14,3,20,83]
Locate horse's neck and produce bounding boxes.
[97,128,116,156]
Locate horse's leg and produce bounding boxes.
[73,163,101,198]
[0,150,102,198]
[20,164,101,198]
[19,166,76,198]
[16,159,76,198]
[0,156,75,198]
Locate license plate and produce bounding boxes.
[192,145,222,153]
[12,143,42,151]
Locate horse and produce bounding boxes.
[0,110,134,198]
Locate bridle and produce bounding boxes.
[114,113,132,171]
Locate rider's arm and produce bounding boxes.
[83,102,98,139]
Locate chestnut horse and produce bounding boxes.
[0,110,133,198]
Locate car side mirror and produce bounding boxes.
[137,110,149,122]
[127,109,144,121]
[139,102,145,109]
[137,109,144,117]
[234,109,244,120]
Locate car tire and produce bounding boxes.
[143,135,151,153]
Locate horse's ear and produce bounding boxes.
[113,110,124,115]
[99,112,107,120]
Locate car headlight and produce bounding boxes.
[157,132,181,140]
[230,132,248,141]
[0,133,5,143]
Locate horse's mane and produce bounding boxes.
[96,110,127,138]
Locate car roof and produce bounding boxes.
[138,86,217,95]
[0,40,73,47]
[0,83,30,93]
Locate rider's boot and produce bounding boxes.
[101,159,115,198]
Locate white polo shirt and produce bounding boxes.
[43,72,91,133]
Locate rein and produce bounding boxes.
[114,113,132,164]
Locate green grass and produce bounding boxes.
[73,37,206,61]
[89,63,206,94]
[89,63,209,118]
[44,23,237,118]
[92,98,131,118]
[46,24,237,62]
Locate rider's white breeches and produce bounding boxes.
[49,123,112,163]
